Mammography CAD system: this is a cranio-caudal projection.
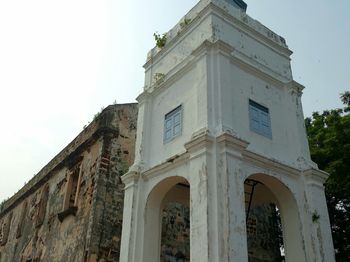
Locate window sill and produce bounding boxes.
[57,206,77,222]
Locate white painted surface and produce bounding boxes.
[121,1,335,261]
[138,0,313,170]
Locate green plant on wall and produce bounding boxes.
[312,210,320,223]
[0,198,8,212]
[180,17,192,30]
[153,73,165,86]
[93,106,105,121]
[153,32,167,48]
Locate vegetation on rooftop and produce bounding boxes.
[153,32,167,48]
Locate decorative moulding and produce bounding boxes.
[303,168,329,188]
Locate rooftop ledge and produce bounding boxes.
[146,0,291,63]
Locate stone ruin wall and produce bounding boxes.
[87,103,138,261]
[0,103,138,262]
[0,102,281,262]
[159,203,282,262]
[246,204,283,262]
[161,203,190,262]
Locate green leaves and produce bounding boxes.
[153,32,167,49]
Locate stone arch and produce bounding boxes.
[244,173,305,262]
[142,176,190,262]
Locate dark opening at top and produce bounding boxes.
[231,0,248,12]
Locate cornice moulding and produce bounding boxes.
[146,38,293,96]
[142,152,189,181]
[303,168,329,187]
[145,0,292,70]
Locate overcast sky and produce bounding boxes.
[0,0,349,201]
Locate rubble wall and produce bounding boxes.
[0,103,137,262]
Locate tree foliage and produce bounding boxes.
[305,92,350,261]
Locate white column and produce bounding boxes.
[131,91,152,170]
[303,169,336,262]
[189,164,211,262]
[218,134,249,262]
[120,171,140,262]
[226,158,249,262]
[186,140,211,262]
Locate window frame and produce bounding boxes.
[249,99,272,139]
[163,105,183,144]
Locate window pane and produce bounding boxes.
[260,111,269,125]
[251,119,260,131]
[174,112,181,124]
[250,106,260,120]
[174,123,181,135]
[249,100,272,139]
[164,105,182,143]
[165,118,172,129]
[165,130,172,141]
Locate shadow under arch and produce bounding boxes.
[143,176,190,261]
[245,173,305,262]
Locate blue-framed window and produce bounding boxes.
[164,105,182,143]
[249,100,272,138]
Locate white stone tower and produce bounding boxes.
[120,0,335,261]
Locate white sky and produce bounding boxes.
[0,0,349,201]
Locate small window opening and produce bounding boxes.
[249,99,272,138]
[58,163,82,221]
[164,105,183,143]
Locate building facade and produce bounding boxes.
[120,0,335,261]
[0,0,335,261]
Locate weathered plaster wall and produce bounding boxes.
[145,0,289,89]
[136,0,311,175]
[125,1,334,261]
[0,102,304,262]
[0,2,335,262]
[146,63,208,168]
[0,103,137,262]
[216,51,312,169]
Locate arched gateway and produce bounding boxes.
[120,0,335,261]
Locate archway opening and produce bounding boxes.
[244,174,303,262]
[143,176,190,262]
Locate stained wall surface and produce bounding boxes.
[0,102,282,262]
[0,104,138,262]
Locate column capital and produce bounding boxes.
[122,167,141,189]
[303,168,329,188]
[217,132,249,150]
[185,129,214,153]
